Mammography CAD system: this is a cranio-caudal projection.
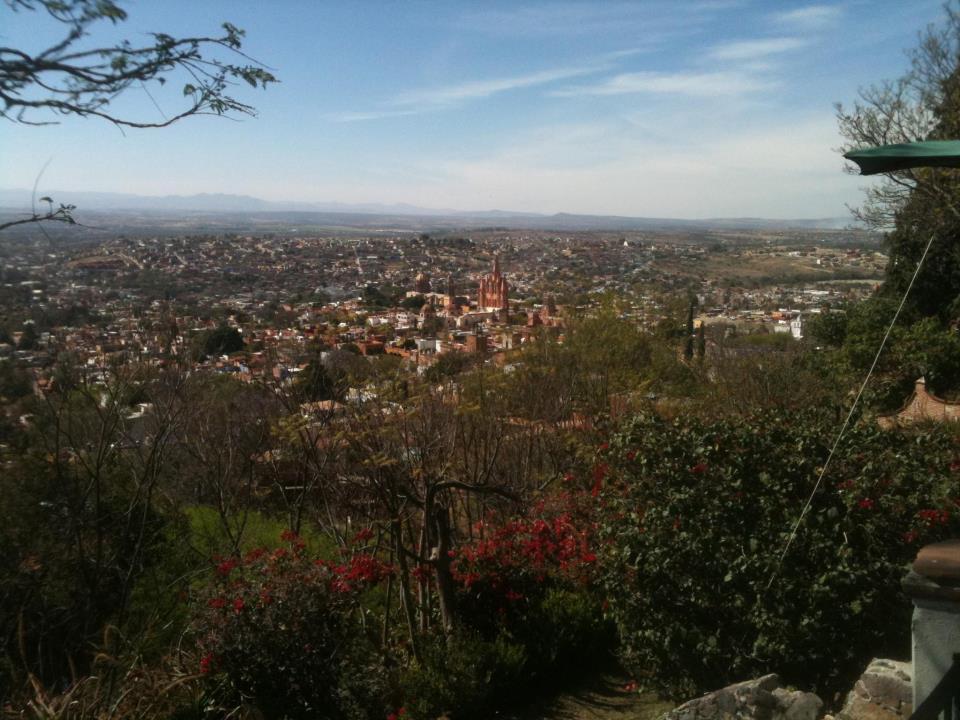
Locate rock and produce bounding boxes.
[774,688,824,720]
[665,675,823,720]
[837,659,912,720]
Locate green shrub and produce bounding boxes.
[596,410,960,699]
[398,632,527,720]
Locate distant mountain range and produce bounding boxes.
[0,188,854,232]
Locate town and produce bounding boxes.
[0,227,884,391]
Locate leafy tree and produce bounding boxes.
[0,0,275,231]
[0,359,31,398]
[836,1,960,229]
[423,351,475,383]
[834,4,960,401]
[202,325,244,357]
[361,284,390,308]
[297,358,343,402]
[683,300,695,360]
[17,321,37,349]
[400,294,426,310]
[1,0,276,128]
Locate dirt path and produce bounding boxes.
[503,674,674,720]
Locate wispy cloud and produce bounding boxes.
[329,57,615,122]
[457,3,675,38]
[325,109,422,123]
[772,4,842,29]
[393,64,603,107]
[551,70,773,98]
[709,37,808,62]
[412,115,852,218]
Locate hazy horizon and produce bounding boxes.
[0,0,947,219]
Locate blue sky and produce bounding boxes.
[0,0,949,218]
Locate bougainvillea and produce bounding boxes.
[193,532,392,719]
[451,493,597,617]
[443,490,609,698]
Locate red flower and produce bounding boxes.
[625,450,637,461]
[411,564,431,582]
[353,527,374,544]
[918,508,950,526]
[902,530,919,544]
[232,597,245,614]
[199,653,215,675]
[207,597,226,609]
[244,548,266,562]
[216,558,238,576]
[857,498,875,510]
[690,462,708,475]
[950,459,960,472]
[591,463,608,497]
[598,442,610,453]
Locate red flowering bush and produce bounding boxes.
[451,493,597,630]
[596,409,960,699]
[444,493,610,695]
[193,532,392,719]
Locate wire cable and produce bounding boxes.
[766,232,938,588]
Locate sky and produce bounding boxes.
[0,0,950,219]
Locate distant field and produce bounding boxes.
[653,250,884,284]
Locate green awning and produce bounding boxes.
[844,140,960,175]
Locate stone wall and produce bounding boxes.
[877,377,960,428]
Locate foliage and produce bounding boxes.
[815,297,960,408]
[193,532,391,720]
[836,1,960,230]
[595,409,960,699]
[0,448,174,698]
[450,498,598,640]
[397,632,527,720]
[200,324,244,357]
[0,359,32,399]
[422,351,475,383]
[399,294,425,310]
[395,493,604,720]
[296,356,345,402]
[1,0,276,129]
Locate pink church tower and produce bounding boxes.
[478,255,509,312]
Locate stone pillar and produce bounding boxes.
[901,539,960,715]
